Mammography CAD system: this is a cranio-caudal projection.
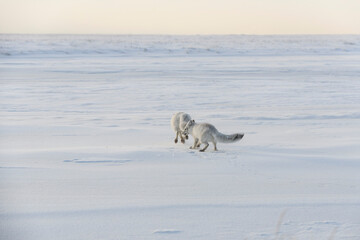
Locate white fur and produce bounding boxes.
[171,112,192,144]
[183,120,244,152]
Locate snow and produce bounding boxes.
[1,34,360,239]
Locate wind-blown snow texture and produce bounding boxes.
[1,35,360,240]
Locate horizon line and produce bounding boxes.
[1,33,360,36]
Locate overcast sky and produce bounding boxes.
[0,0,359,34]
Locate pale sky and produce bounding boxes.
[0,0,359,34]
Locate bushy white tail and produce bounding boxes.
[215,132,244,143]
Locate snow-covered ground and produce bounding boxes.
[1,35,360,239]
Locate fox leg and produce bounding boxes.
[180,134,185,143]
[213,142,218,151]
[199,142,209,152]
[174,131,179,143]
[190,138,199,149]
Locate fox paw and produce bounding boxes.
[174,139,178,143]
[181,139,185,144]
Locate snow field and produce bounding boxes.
[1,35,360,239]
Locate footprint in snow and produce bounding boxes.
[64,159,130,164]
[153,229,182,234]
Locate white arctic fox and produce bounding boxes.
[183,120,244,152]
[171,112,192,144]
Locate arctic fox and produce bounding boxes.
[183,120,244,152]
[171,112,192,144]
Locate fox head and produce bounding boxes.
[182,119,195,136]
